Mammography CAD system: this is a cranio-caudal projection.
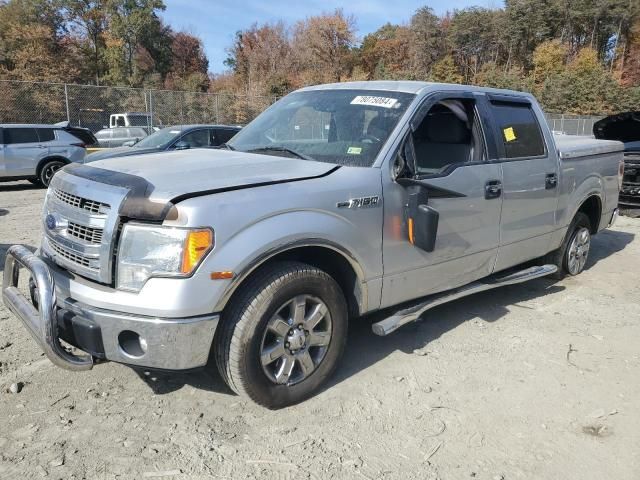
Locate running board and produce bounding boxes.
[371,264,557,336]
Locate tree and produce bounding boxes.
[532,39,569,84]
[292,9,356,84]
[429,55,464,84]
[63,0,108,84]
[409,7,443,78]
[104,0,166,86]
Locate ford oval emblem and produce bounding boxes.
[45,214,57,230]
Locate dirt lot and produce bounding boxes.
[1,180,639,480]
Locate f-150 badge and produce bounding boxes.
[337,196,380,209]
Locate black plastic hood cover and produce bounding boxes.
[593,111,640,146]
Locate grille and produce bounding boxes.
[53,189,110,214]
[49,240,93,268]
[67,222,103,244]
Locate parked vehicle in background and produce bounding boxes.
[594,112,640,210]
[109,112,154,129]
[94,127,149,148]
[0,124,91,186]
[53,122,99,149]
[2,82,622,408]
[86,124,241,161]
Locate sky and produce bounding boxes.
[161,0,499,74]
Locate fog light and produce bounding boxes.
[118,330,147,358]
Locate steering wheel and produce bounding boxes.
[360,134,382,144]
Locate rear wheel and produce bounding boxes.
[543,212,592,278]
[38,160,65,187]
[215,261,348,408]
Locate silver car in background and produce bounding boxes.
[0,124,89,186]
[94,127,149,148]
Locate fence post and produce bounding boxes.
[149,90,154,127]
[215,95,219,124]
[64,83,70,123]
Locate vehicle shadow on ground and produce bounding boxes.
[0,182,42,192]
[129,228,635,398]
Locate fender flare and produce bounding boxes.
[212,238,368,314]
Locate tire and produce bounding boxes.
[543,212,592,279]
[215,261,348,409]
[38,160,65,187]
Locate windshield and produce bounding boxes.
[229,89,415,167]
[134,127,181,149]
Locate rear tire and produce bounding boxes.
[38,160,65,187]
[214,261,348,409]
[543,212,592,279]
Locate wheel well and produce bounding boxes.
[36,156,69,177]
[226,246,364,319]
[577,195,602,233]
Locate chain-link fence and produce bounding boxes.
[0,80,277,132]
[0,79,606,136]
[544,113,603,136]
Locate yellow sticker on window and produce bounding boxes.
[503,127,517,142]
[347,147,362,155]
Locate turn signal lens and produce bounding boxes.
[408,217,415,244]
[181,229,213,274]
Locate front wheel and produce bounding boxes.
[214,261,348,408]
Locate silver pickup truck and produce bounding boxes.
[3,81,623,408]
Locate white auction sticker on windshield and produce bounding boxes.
[351,95,398,108]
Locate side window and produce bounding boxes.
[411,99,484,176]
[5,128,39,144]
[179,129,210,148]
[213,128,236,145]
[490,101,545,158]
[116,117,126,127]
[36,128,55,142]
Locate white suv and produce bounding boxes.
[0,124,90,187]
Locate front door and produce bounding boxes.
[381,92,504,308]
[486,97,560,271]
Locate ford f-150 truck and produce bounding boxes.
[3,82,623,408]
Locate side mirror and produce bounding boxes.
[407,191,439,252]
[174,141,190,150]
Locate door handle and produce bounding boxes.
[485,180,502,199]
[545,173,558,189]
[38,145,47,149]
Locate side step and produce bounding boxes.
[371,264,557,336]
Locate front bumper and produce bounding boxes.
[2,245,219,371]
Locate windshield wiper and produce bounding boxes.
[247,146,314,161]
[216,143,236,151]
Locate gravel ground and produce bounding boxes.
[1,180,639,480]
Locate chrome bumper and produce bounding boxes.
[2,245,219,371]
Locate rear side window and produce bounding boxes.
[490,102,545,158]
[214,128,238,145]
[36,128,55,142]
[95,130,112,139]
[5,128,39,144]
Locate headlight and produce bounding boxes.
[117,224,214,291]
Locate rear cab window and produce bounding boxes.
[489,100,546,159]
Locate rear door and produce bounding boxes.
[487,96,560,271]
[3,127,42,177]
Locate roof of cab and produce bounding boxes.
[298,80,534,99]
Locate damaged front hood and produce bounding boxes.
[593,112,640,151]
[63,149,339,221]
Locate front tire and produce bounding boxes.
[215,261,348,409]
